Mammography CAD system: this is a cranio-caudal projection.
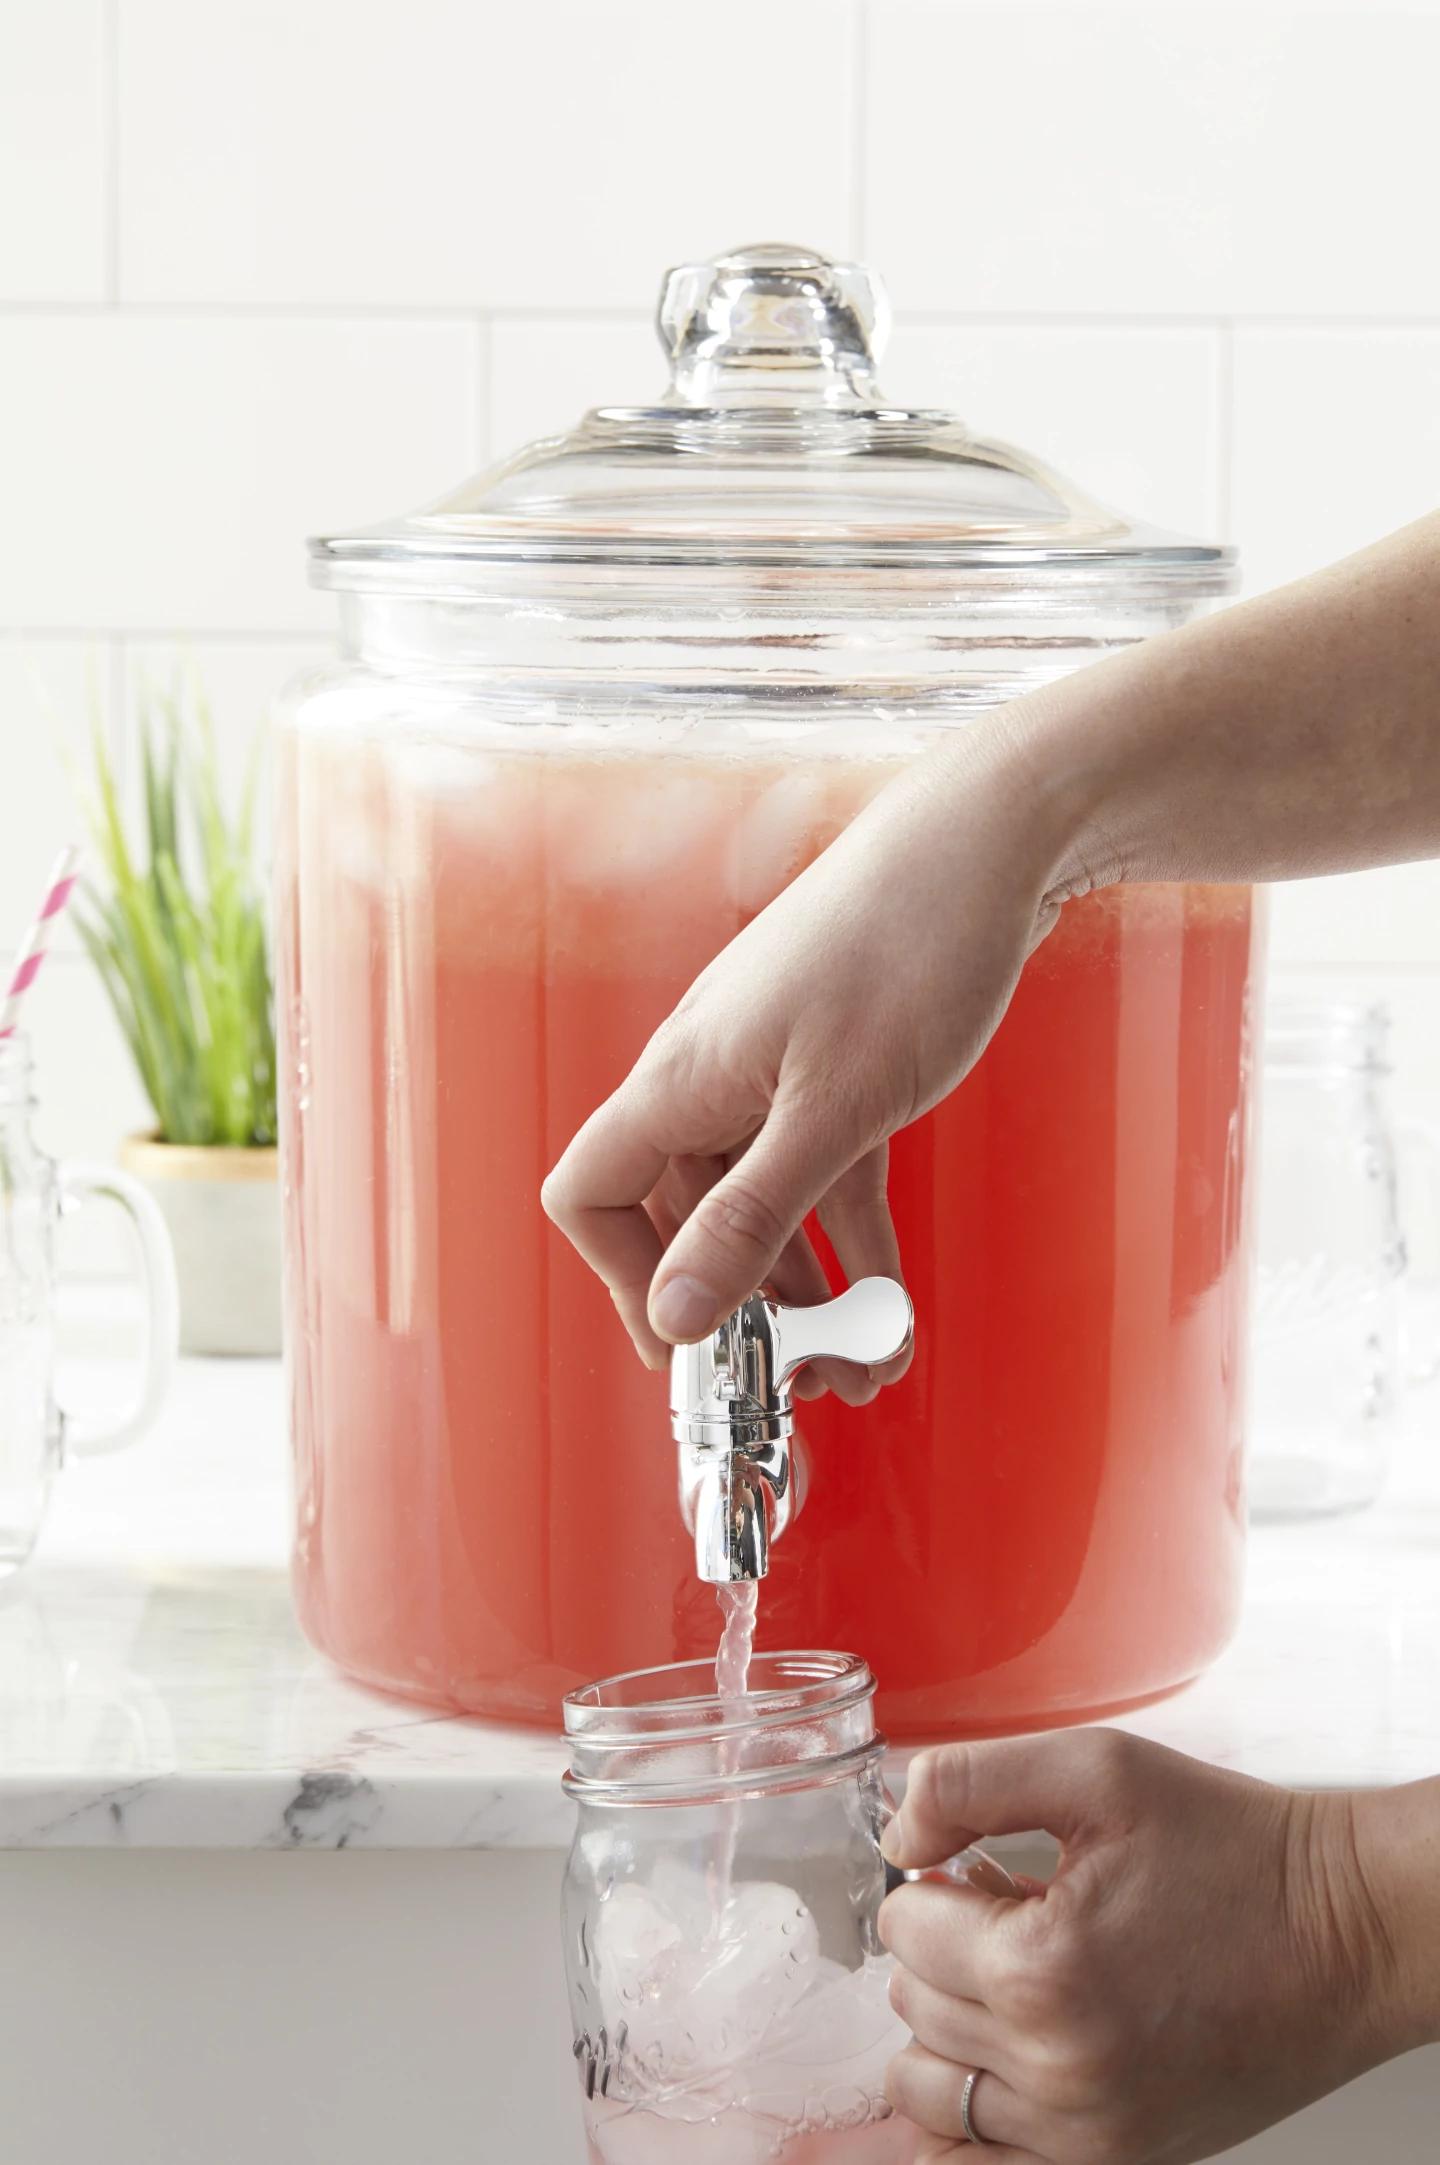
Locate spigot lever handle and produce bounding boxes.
[773,1277,914,1385]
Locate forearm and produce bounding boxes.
[880,1738,1440,2165]
[996,510,1440,898]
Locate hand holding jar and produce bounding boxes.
[878,1730,1440,2165]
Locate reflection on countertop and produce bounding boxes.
[0,1559,573,1848]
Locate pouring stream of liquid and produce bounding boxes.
[715,1579,759,1702]
[707,1580,760,1935]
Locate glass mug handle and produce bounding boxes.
[57,1162,180,1456]
[879,1783,1025,1899]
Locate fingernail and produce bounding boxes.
[880,1816,904,1863]
[651,1275,720,1342]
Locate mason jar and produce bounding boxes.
[561,1649,1014,2164]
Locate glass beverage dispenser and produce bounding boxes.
[278,244,1259,1737]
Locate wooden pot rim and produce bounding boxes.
[120,1133,279,1184]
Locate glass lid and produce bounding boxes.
[312,242,1234,591]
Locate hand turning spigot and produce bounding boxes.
[670,1278,915,1584]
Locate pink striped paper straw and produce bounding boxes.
[0,845,82,1040]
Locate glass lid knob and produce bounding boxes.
[656,241,892,410]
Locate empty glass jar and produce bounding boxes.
[1249,1001,1407,1517]
[0,1035,177,1574]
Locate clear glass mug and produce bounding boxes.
[1249,1000,1437,1518]
[0,1036,178,1578]
[561,1651,1019,2165]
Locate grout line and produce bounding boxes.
[0,300,518,323]
[1215,312,1440,333]
[849,0,869,262]
[1217,318,1235,547]
[101,0,119,305]
[5,300,1439,332]
[1,628,334,646]
[877,310,1440,334]
[2,290,1440,332]
[472,305,652,326]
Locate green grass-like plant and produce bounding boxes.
[75,684,276,1148]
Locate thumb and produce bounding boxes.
[882,1731,1151,1871]
[648,1097,864,1343]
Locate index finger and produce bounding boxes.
[541,1084,765,1365]
[542,1102,670,1366]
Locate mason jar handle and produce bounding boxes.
[58,1162,179,1456]
[879,1786,1026,1901]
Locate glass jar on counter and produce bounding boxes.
[1250,1000,1409,1517]
[0,1034,177,1573]
[278,243,1260,1735]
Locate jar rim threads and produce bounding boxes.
[562,1649,884,1807]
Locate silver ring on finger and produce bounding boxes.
[961,2067,988,2145]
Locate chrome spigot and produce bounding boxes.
[670,1278,915,1584]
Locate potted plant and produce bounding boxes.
[76,685,280,1356]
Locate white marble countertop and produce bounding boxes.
[3,1339,1438,1850]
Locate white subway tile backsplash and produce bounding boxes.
[2,0,1439,1181]
[0,640,108,956]
[117,0,855,309]
[0,317,478,633]
[1231,329,1440,596]
[0,637,317,987]
[0,2,106,302]
[883,323,1223,540]
[866,2,1440,317]
[115,638,333,866]
[1269,863,1440,975]
[18,952,155,1171]
[489,317,660,465]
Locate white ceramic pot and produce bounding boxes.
[119,1136,281,1357]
